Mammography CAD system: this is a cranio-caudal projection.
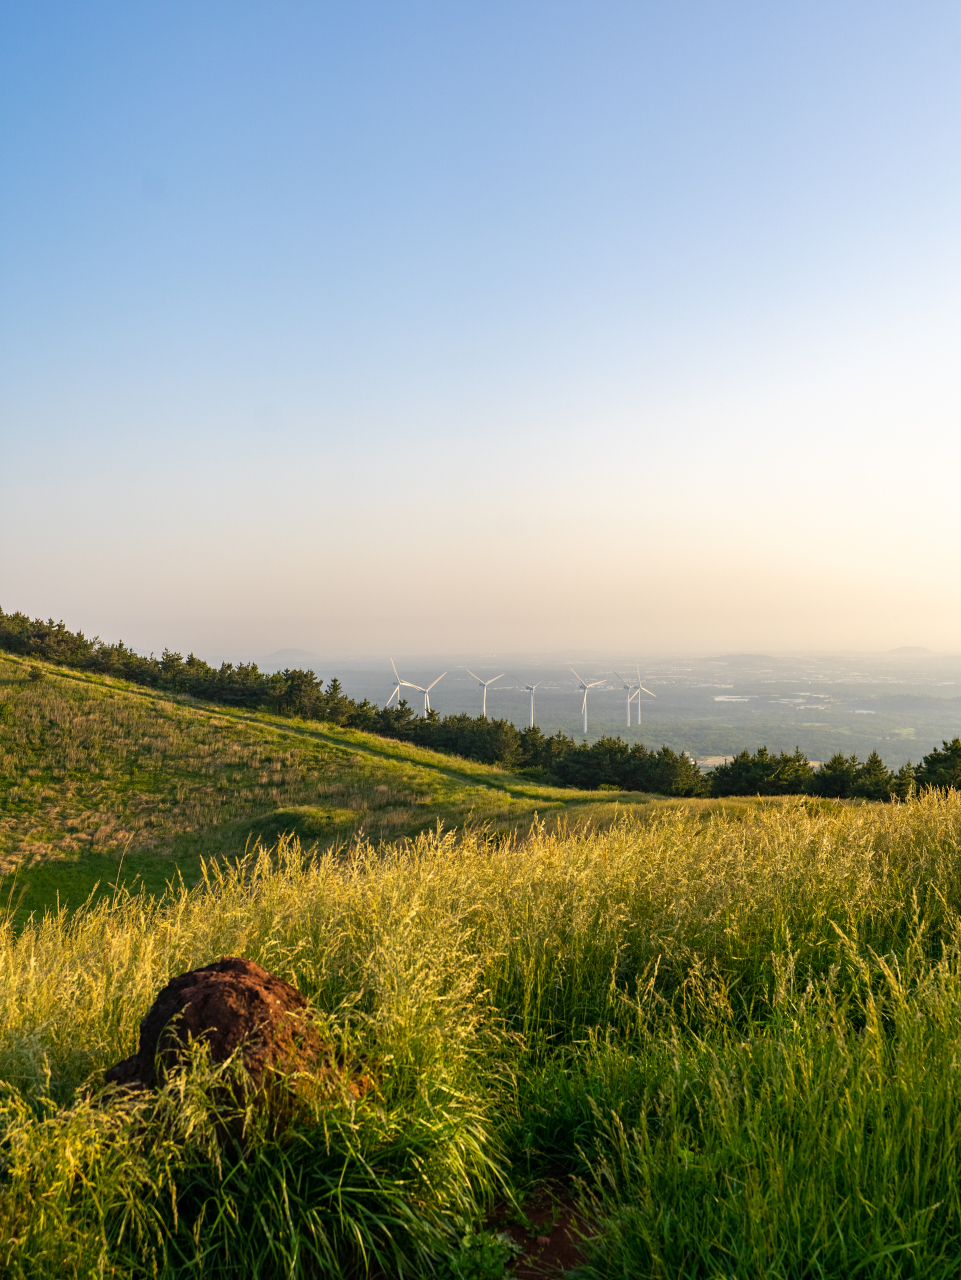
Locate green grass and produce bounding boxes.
[3,795,961,1274]
[0,651,705,919]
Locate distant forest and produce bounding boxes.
[3,607,959,800]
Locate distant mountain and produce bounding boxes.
[256,648,323,673]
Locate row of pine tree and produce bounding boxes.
[3,608,958,798]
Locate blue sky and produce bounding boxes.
[3,2,961,658]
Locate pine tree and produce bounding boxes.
[851,751,895,800]
[915,738,961,791]
[810,753,858,799]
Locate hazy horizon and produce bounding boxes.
[214,647,961,769]
[3,2,961,656]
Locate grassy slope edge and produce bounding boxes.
[0,651,729,918]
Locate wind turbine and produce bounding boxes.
[571,668,606,735]
[510,675,543,728]
[386,658,409,709]
[403,671,446,717]
[633,664,657,726]
[612,670,640,728]
[465,669,504,719]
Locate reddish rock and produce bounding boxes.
[105,956,327,1094]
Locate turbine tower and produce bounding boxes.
[613,669,640,727]
[465,669,504,719]
[511,675,543,728]
[634,664,657,726]
[571,668,606,735]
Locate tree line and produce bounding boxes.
[2,607,958,798]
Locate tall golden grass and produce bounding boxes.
[2,793,961,1275]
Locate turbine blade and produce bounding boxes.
[426,672,447,691]
[465,669,482,682]
[570,668,586,685]
[639,685,657,697]
[391,658,401,679]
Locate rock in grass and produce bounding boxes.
[105,956,334,1098]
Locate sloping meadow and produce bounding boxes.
[2,794,961,1276]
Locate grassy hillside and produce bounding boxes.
[9,649,960,1277]
[3,794,961,1277]
[0,651,696,918]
